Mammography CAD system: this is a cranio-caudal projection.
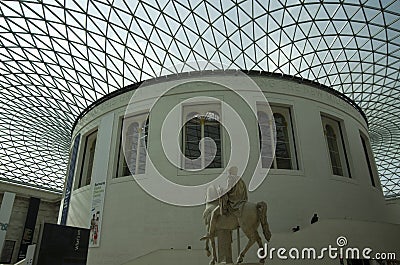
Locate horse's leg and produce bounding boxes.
[257,201,272,241]
[205,238,211,257]
[237,233,258,263]
[205,224,211,257]
[209,237,217,265]
[256,234,266,264]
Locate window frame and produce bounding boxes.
[257,104,299,170]
[181,103,223,170]
[321,115,351,178]
[360,131,378,188]
[115,113,149,178]
[76,129,98,189]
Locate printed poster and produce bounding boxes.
[89,181,106,248]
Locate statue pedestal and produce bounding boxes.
[216,229,233,263]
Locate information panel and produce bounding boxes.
[88,181,106,248]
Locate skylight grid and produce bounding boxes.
[0,0,399,196]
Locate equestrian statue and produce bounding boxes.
[200,166,272,264]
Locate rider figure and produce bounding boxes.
[201,166,248,240]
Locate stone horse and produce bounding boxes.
[202,185,272,264]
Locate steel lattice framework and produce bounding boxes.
[0,0,399,196]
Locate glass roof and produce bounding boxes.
[0,0,399,196]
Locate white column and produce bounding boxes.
[88,112,114,247]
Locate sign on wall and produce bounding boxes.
[89,181,106,248]
[61,134,81,225]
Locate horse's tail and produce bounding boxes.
[257,201,272,241]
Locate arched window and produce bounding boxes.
[137,118,149,174]
[117,114,149,177]
[325,124,343,176]
[257,106,297,170]
[184,112,201,169]
[85,138,97,186]
[204,111,222,168]
[274,113,292,169]
[360,133,376,187]
[183,109,222,169]
[322,116,350,177]
[258,111,273,168]
[124,122,139,176]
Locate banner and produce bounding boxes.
[89,181,106,248]
[61,134,81,225]
[17,197,40,261]
[0,192,15,259]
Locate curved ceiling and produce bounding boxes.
[0,0,399,196]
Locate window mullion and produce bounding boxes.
[201,117,205,168]
[270,116,277,169]
[136,125,142,175]
[182,121,186,168]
